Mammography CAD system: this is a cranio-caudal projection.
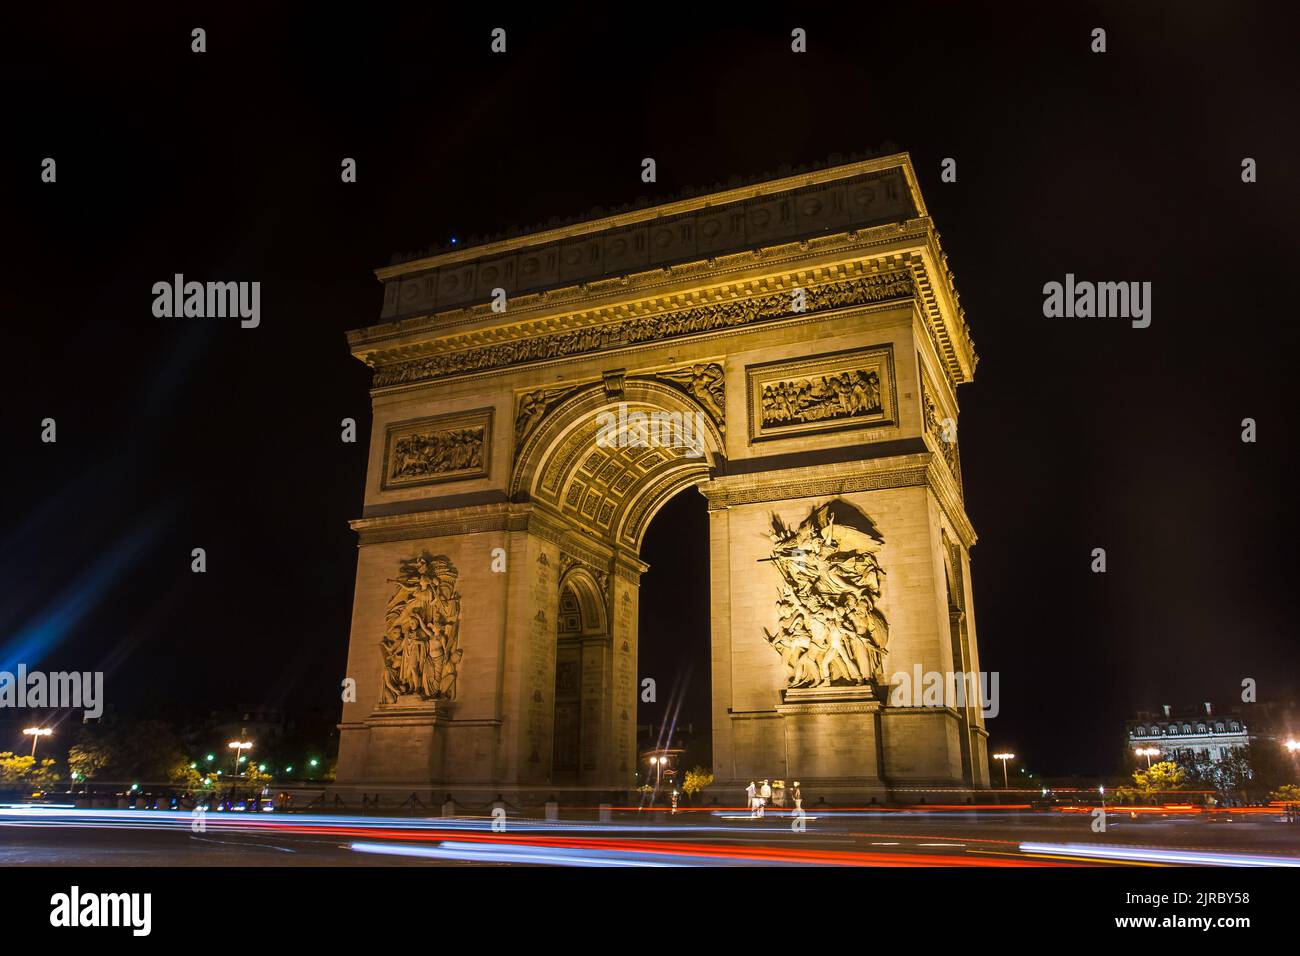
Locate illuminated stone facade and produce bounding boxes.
[336,153,990,795]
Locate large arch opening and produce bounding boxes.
[510,377,724,792]
[636,486,711,798]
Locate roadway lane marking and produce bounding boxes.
[190,836,295,853]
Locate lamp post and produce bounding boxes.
[1135,746,1160,768]
[993,752,1015,789]
[23,727,53,758]
[227,739,253,777]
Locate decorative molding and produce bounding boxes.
[602,368,626,399]
[699,455,931,509]
[369,271,914,389]
[776,700,883,716]
[746,344,896,442]
[350,502,525,546]
[380,408,492,491]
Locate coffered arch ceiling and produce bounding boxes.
[512,379,723,551]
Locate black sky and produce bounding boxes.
[3,5,1297,775]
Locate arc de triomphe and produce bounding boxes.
[336,153,990,797]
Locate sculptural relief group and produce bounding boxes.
[379,553,464,704]
[760,369,881,427]
[762,503,890,690]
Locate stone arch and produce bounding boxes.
[939,530,976,785]
[553,564,611,781]
[557,563,608,636]
[510,378,724,550]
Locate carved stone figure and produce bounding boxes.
[656,362,725,430]
[921,375,962,485]
[514,385,582,450]
[760,502,889,688]
[379,552,464,704]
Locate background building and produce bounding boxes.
[1126,701,1299,765]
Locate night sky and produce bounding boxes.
[4,6,1297,776]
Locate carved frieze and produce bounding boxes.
[381,408,492,490]
[921,371,962,493]
[372,271,914,388]
[746,345,896,442]
[379,552,464,704]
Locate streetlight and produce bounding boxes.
[1135,746,1160,768]
[1285,739,1299,754]
[227,739,253,776]
[993,752,1015,788]
[23,727,53,758]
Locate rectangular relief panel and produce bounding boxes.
[380,407,493,491]
[746,344,897,442]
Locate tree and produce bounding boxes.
[0,753,61,789]
[68,740,111,787]
[168,761,203,790]
[681,766,714,802]
[1131,761,1186,802]
[67,718,190,784]
[1269,784,1300,804]
[241,766,272,796]
[1175,743,1295,804]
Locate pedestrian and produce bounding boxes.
[745,780,757,817]
[759,779,772,819]
[792,780,803,812]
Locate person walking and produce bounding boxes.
[792,780,803,813]
[745,780,757,817]
[759,779,772,819]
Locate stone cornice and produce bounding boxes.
[699,451,977,550]
[349,502,526,546]
[349,449,976,551]
[355,222,934,354]
[374,152,929,281]
[353,236,975,401]
[699,454,930,508]
[364,268,917,390]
